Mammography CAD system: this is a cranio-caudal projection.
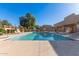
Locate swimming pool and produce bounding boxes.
[10,32,73,41]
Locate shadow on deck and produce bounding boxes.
[49,41,79,56]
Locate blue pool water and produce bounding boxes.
[11,32,73,41]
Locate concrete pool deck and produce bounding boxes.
[0,32,79,56]
[0,40,57,56]
[0,40,79,56]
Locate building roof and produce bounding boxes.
[40,25,53,30]
[42,25,52,28]
[54,13,79,27]
[54,21,65,27]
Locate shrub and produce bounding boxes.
[12,29,16,33]
[0,32,3,35]
[0,28,6,34]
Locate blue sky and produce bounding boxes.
[0,3,79,26]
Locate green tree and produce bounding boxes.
[19,13,35,31]
[1,20,12,26]
[35,25,40,29]
[0,20,12,35]
[0,20,2,27]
